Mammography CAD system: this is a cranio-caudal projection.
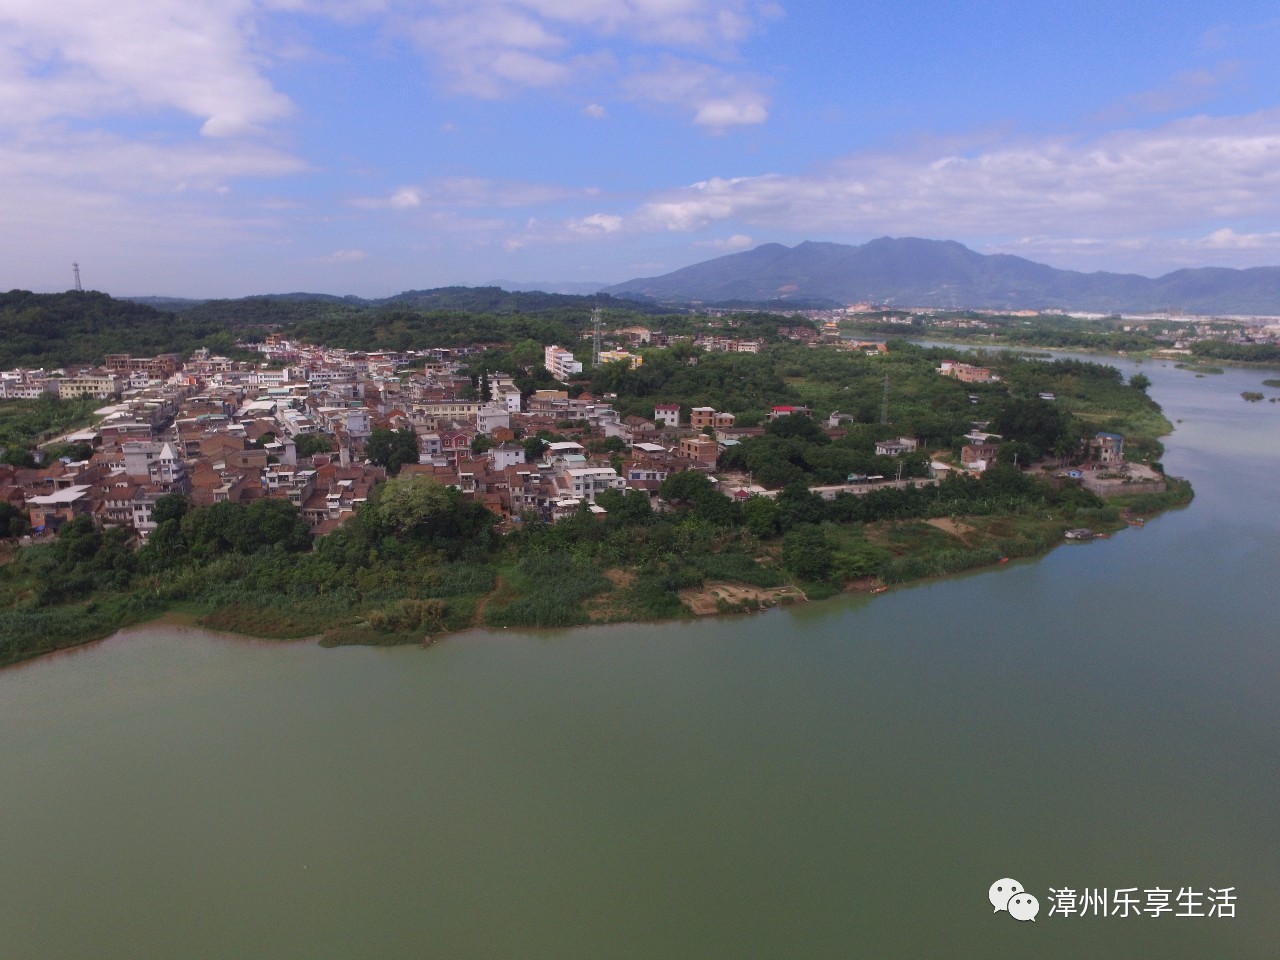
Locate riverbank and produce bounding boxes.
[0,476,1192,668]
[1,347,1189,669]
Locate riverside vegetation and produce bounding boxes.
[0,328,1190,668]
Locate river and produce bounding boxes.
[1,358,1277,959]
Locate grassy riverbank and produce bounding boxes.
[0,471,1194,668]
[0,348,1187,668]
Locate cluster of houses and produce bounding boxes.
[5,339,847,538]
[4,320,1160,539]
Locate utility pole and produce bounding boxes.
[72,262,82,292]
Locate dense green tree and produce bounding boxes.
[659,469,716,505]
[765,412,828,443]
[244,498,312,553]
[782,525,835,582]
[0,501,30,538]
[370,474,496,553]
[741,495,778,538]
[151,492,189,526]
[523,435,548,461]
[366,427,420,475]
[294,432,334,457]
[993,398,1070,457]
[44,441,95,462]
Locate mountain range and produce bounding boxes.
[605,238,1280,315]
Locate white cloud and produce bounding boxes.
[0,0,294,137]
[583,102,608,119]
[624,57,768,129]
[1197,227,1280,250]
[696,233,753,249]
[693,99,767,128]
[1093,62,1241,122]
[352,177,583,211]
[568,212,622,233]
[404,1,774,127]
[390,187,423,209]
[0,129,305,192]
[315,248,369,262]
[628,111,1280,269]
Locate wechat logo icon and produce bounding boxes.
[990,877,1039,922]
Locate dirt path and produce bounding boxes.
[472,573,505,626]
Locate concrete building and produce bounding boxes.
[653,404,681,428]
[544,345,583,381]
[875,437,920,456]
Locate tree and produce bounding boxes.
[366,427,420,475]
[523,435,549,462]
[151,492,189,526]
[742,495,778,538]
[775,480,827,530]
[506,338,544,372]
[782,525,835,582]
[243,498,312,553]
[765,412,827,443]
[660,469,715,505]
[1129,372,1152,393]
[372,474,496,551]
[0,501,30,538]
[294,432,334,457]
[993,398,1069,457]
[44,441,94,462]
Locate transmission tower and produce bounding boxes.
[880,373,890,425]
[72,262,82,292]
[591,305,603,366]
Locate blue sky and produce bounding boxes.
[4,0,1280,297]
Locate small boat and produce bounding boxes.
[870,585,889,595]
[1126,517,1145,527]
[997,556,1009,564]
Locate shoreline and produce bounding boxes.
[1,488,1191,671]
[884,333,1280,370]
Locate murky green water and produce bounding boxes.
[2,360,1278,959]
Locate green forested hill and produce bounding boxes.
[1,289,672,366]
[22,284,720,368]
[0,290,235,368]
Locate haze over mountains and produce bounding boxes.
[605,238,1280,315]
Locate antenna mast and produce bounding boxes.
[72,262,83,292]
[592,305,603,366]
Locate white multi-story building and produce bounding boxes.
[544,345,583,381]
[557,467,625,503]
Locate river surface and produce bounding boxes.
[1,359,1278,959]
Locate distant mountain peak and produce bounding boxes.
[604,238,1280,313]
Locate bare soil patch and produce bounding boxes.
[679,580,806,616]
[925,517,975,539]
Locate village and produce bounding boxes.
[2,324,1164,542]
